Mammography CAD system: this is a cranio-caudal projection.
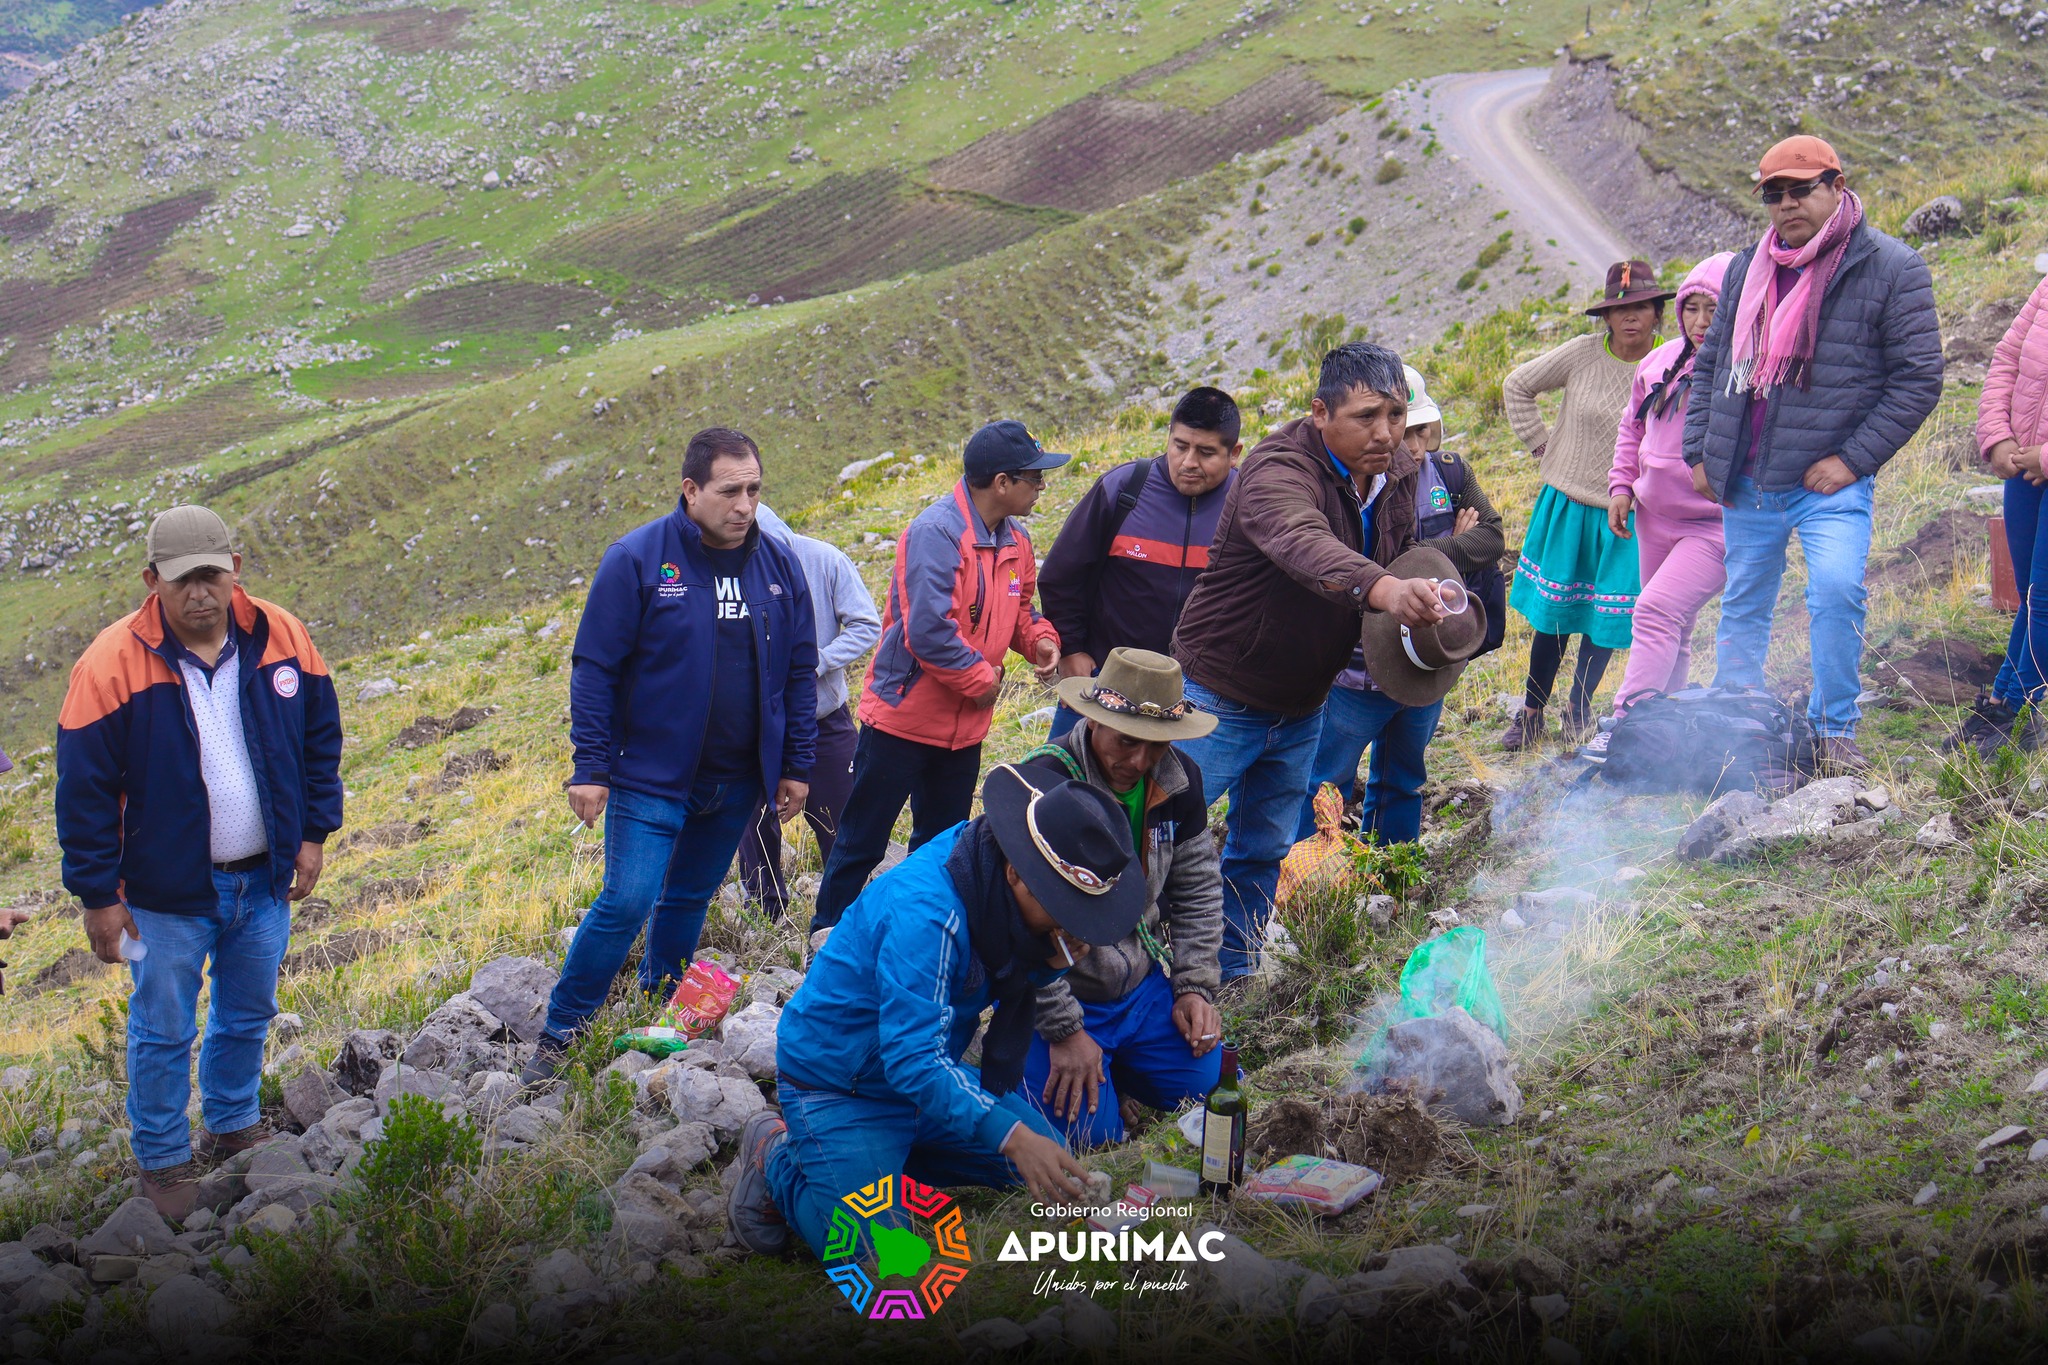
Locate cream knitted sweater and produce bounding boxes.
[1502,331,1647,508]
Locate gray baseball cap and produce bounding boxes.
[147,505,235,580]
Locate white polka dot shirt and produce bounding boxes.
[176,639,270,864]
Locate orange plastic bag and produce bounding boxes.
[1275,783,1360,907]
[661,961,740,1038]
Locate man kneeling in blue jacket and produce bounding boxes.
[727,765,1148,1256]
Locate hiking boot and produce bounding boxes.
[137,1160,202,1221]
[1563,700,1595,740]
[1954,694,2042,762]
[196,1121,275,1165]
[726,1110,790,1257]
[518,1035,570,1091]
[1578,728,1613,763]
[1499,705,1545,752]
[1815,734,1872,776]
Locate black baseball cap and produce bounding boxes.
[962,420,1071,481]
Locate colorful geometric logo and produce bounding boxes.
[659,562,682,582]
[821,1175,972,1320]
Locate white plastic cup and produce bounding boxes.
[118,930,147,963]
[1432,578,1470,615]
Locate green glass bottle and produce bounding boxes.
[1199,1043,1244,1193]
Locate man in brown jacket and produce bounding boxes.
[1172,342,1447,980]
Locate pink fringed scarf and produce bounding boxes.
[1726,187,1863,396]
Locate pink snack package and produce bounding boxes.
[1242,1155,1384,1215]
[662,961,740,1038]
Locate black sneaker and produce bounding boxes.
[726,1110,790,1256]
[517,1035,570,1091]
[1955,695,2040,762]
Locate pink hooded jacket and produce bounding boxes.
[1609,252,1737,527]
[1978,274,2048,464]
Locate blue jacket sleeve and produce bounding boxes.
[1036,471,1117,657]
[819,552,881,675]
[569,543,641,787]
[56,687,129,910]
[781,569,819,779]
[873,895,1020,1154]
[900,519,999,697]
[1839,247,1944,478]
[298,668,345,842]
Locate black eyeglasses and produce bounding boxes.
[1756,170,1839,205]
[1002,469,1046,487]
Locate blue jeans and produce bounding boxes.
[1173,679,1323,980]
[1048,702,1083,740]
[1020,969,1219,1147]
[1294,685,1445,846]
[1714,475,1873,738]
[764,1078,1061,1260]
[1997,476,2048,709]
[126,869,292,1170]
[542,777,761,1043]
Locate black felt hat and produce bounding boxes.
[981,764,1147,946]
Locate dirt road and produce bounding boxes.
[1419,68,1637,273]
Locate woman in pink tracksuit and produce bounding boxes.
[1960,274,2048,757]
[1581,252,1736,761]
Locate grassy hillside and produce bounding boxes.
[0,0,1606,734]
[0,144,2043,1358]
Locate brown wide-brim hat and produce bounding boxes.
[1359,546,1489,708]
[1584,258,1676,316]
[1057,647,1218,743]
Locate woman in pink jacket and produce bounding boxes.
[1581,253,1736,761]
[1965,275,2048,757]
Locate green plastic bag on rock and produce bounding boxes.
[1356,926,1508,1076]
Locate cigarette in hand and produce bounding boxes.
[1197,1032,1219,1041]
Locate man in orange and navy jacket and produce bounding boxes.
[808,420,1065,943]
[56,505,342,1219]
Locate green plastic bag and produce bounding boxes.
[1357,927,1507,1076]
[1392,926,1508,1043]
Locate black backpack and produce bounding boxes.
[1598,686,1814,795]
[1432,451,1507,658]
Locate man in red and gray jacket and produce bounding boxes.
[1172,344,1448,981]
[1038,387,1242,739]
[809,421,1065,945]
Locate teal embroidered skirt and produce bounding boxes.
[1509,485,1640,647]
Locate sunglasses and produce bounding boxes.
[1755,170,1839,205]
[1001,469,1046,487]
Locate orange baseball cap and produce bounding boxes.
[1756,135,1842,184]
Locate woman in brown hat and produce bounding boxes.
[1498,260,1670,750]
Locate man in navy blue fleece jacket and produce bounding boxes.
[526,427,817,1083]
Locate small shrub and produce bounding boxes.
[1265,262,1281,277]
[1304,231,1324,247]
[1456,268,1482,291]
[1376,157,1406,184]
[533,652,560,677]
[1347,215,1367,236]
[1475,230,1513,269]
[1248,198,1265,215]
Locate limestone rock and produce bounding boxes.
[1978,1124,2030,1153]
[14,1267,87,1314]
[1676,790,1768,861]
[332,1029,401,1096]
[81,1197,177,1258]
[243,1138,312,1193]
[1374,1005,1520,1126]
[1061,1297,1117,1352]
[529,1249,600,1297]
[0,1246,47,1294]
[1188,1228,1286,1316]
[468,1301,518,1349]
[492,1105,559,1147]
[668,1067,766,1138]
[607,1172,702,1258]
[374,1065,462,1115]
[1364,894,1398,928]
[1296,1272,1342,1331]
[1902,195,1966,239]
[147,1273,235,1346]
[355,678,399,703]
[468,956,557,1042]
[404,993,509,1076]
[1529,1292,1569,1324]
[319,1097,379,1143]
[626,1125,717,1181]
[1915,813,1965,850]
[282,1065,348,1131]
[240,1204,300,1236]
[718,1002,781,1080]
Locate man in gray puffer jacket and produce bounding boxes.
[1019,649,1224,1146]
[1684,135,1943,772]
